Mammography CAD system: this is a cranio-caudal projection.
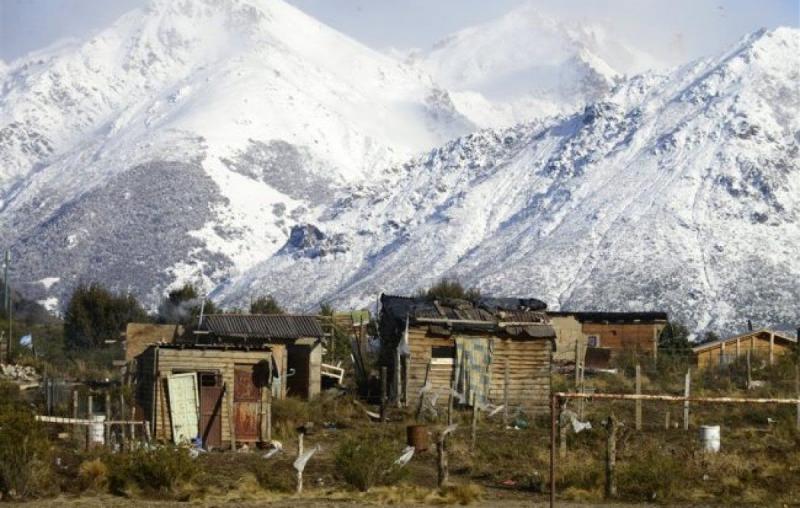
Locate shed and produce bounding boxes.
[549,311,668,362]
[136,344,283,449]
[196,314,325,400]
[693,329,797,369]
[379,295,556,414]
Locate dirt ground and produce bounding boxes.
[20,494,661,508]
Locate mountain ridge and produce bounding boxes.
[218,27,800,334]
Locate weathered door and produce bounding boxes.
[167,372,199,444]
[198,372,223,449]
[233,364,259,442]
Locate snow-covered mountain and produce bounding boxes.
[404,2,661,128]
[0,0,473,309]
[219,27,800,334]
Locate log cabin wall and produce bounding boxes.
[137,345,285,446]
[405,326,553,414]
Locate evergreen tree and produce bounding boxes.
[659,321,692,352]
[64,283,147,349]
[249,295,284,315]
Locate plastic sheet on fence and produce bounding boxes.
[293,445,320,472]
[394,445,415,466]
[263,440,283,459]
[561,409,592,433]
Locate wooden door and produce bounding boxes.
[167,373,199,444]
[198,372,223,449]
[233,365,260,442]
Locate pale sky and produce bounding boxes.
[0,0,798,64]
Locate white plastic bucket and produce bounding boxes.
[90,415,106,445]
[700,425,720,452]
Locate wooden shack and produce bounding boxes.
[196,314,325,400]
[549,311,668,362]
[379,295,556,414]
[136,344,282,449]
[693,329,797,369]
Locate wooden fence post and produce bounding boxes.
[72,389,79,441]
[380,366,388,422]
[86,395,93,450]
[437,431,449,487]
[795,364,800,431]
[664,410,670,430]
[130,406,137,445]
[228,383,236,450]
[260,386,268,444]
[296,432,304,494]
[119,392,127,450]
[635,364,642,431]
[447,378,455,426]
[769,332,775,366]
[470,393,478,452]
[416,362,432,421]
[604,414,618,498]
[104,392,111,447]
[395,347,402,408]
[267,389,273,442]
[503,357,510,425]
[683,369,691,431]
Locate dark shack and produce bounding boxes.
[379,295,556,414]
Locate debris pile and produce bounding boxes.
[0,363,41,388]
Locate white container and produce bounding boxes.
[700,425,720,453]
[89,415,106,445]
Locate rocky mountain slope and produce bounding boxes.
[219,27,800,333]
[0,0,473,309]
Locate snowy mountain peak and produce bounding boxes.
[415,2,662,127]
[219,27,800,334]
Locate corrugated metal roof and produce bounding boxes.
[201,314,324,340]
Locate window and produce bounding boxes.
[431,346,455,365]
[587,335,600,348]
[200,372,221,387]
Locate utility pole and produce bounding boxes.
[3,250,10,363]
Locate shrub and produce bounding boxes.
[617,448,682,501]
[334,432,408,491]
[252,462,295,493]
[110,446,197,495]
[0,382,52,499]
[78,458,108,490]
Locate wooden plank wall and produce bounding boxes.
[406,327,552,414]
[490,338,551,413]
[407,328,454,399]
[582,323,664,353]
[695,333,794,369]
[141,347,283,445]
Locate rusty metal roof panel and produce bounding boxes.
[201,314,324,340]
